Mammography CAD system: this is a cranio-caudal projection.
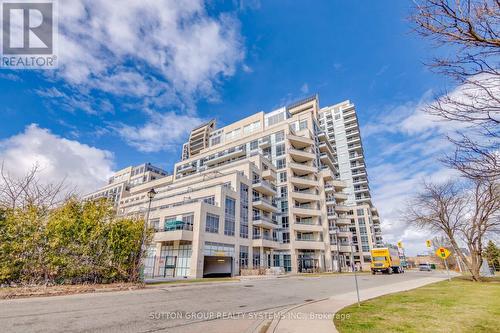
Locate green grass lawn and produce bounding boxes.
[334,277,500,333]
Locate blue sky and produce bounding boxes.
[0,1,461,255]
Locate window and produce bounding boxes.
[224,197,236,236]
[279,186,288,198]
[240,184,249,238]
[281,216,289,229]
[203,196,215,205]
[282,232,290,244]
[210,136,221,146]
[150,218,160,231]
[358,217,365,225]
[244,121,261,134]
[278,171,287,183]
[357,208,364,216]
[250,140,258,150]
[206,213,219,233]
[299,120,307,130]
[182,214,194,230]
[275,143,285,156]
[280,200,288,213]
[239,246,249,269]
[276,158,286,169]
[275,130,285,142]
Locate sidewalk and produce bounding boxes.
[264,276,451,333]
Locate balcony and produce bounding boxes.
[289,148,315,162]
[330,180,347,190]
[317,131,327,142]
[262,169,276,181]
[320,153,335,169]
[290,175,318,188]
[294,239,325,250]
[330,244,352,252]
[252,214,278,229]
[335,217,352,225]
[288,134,313,149]
[206,146,246,166]
[292,205,321,217]
[334,192,348,201]
[289,162,316,175]
[252,179,277,196]
[320,168,335,181]
[335,205,350,213]
[291,190,320,202]
[153,222,193,242]
[258,137,271,149]
[294,220,323,232]
[177,163,196,174]
[252,196,278,213]
[252,234,279,248]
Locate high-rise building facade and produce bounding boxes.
[85,96,383,278]
[319,100,383,266]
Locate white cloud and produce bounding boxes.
[300,83,309,94]
[56,0,244,101]
[362,80,493,255]
[0,125,114,194]
[114,112,205,153]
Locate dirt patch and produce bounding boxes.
[0,283,144,299]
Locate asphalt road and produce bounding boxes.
[0,271,448,333]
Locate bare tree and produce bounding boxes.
[0,162,73,210]
[411,0,500,181]
[404,178,500,281]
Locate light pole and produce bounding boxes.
[334,221,341,273]
[138,188,156,282]
[349,234,361,306]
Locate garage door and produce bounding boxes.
[203,256,232,278]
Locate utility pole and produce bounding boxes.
[138,188,156,282]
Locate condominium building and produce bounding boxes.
[83,163,169,206]
[319,100,383,266]
[85,95,383,278]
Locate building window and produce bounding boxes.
[224,197,236,236]
[299,120,307,130]
[282,232,290,244]
[210,136,221,146]
[275,130,285,142]
[281,200,288,213]
[239,246,249,269]
[275,143,285,156]
[240,183,249,238]
[203,196,215,205]
[357,208,364,216]
[206,213,219,233]
[253,251,261,267]
[182,214,194,230]
[279,186,288,198]
[278,171,287,183]
[276,158,286,169]
[282,216,289,229]
[250,140,258,150]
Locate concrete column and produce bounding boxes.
[155,242,163,277]
[260,247,265,268]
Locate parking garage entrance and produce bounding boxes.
[203,256,233,278]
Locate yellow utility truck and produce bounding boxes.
[370,247,404,274]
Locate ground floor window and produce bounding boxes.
[239,246,249,270]
[253,251,260,267]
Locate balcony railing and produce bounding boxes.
[155,221,193,232]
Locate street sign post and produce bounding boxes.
[426,240,432,248]
[435,247,451,281]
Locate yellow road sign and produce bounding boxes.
[397,241,403,248]
[435,247,451,259]
[426,240,432,248]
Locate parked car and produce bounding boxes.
[419,263,432,271]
